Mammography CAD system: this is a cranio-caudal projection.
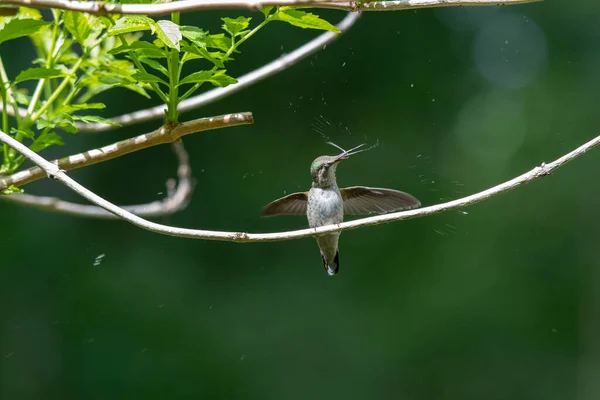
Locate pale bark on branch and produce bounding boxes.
[2,142,194,218]
[1,127,597,243]
[0,0,542,15]
[0,112,252,190]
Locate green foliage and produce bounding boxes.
[1,184,23,195]
[0,5,338,176]
[273,8,341,33]
[13,67,65,83]
[0,18,49,45]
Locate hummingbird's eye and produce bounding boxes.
[323,163,330,169]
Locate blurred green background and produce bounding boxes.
[2,2,600,399]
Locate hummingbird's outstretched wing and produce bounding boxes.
[262,192,308,216]
[341,186,421,215]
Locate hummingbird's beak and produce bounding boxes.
[333,143,367,163]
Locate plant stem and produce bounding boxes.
[0,56,21,126]
[27,10,61,116]
[118,35,169,104]
[226,17,270,59]
[165,11,181,123]
[179,16,271,103]
[29,57,84,126]
[1,85,8,166]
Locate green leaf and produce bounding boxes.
[63,10,91,44]
[178,69,237,87]
[36,118,56,130]
[155,20,182,51]
[274,8,340,33]
[139,58,168,76]
[0,18,49,45]
[108,16,155,36]
[72,115,121,127]
[181,45,225,68]
[30,131,63,152]
[205,33,230,52]
[110,41,166,58]
[56,102,105,114]
[131,71,168,85]
[1,185,24,195]
[222,16,251,37]
[57,118,79,133]
[10,127,35,139]
[12,91,30,106]
[14,67,65,84]
[180,25,206,44]
[260,6,274,18]
[37,117,79,133]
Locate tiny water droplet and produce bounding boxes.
[93,253,105,266]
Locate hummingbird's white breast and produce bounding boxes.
[307,186,344,228]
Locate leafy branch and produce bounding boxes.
[0,4,339,181]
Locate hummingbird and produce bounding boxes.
[262,143,421,276]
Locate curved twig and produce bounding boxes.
[0,112,252,190]
[2,142,194,218]
[0,0,542,16]
[1,128,597,242]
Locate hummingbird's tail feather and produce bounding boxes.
[321,251,339,276]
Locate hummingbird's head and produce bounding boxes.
[310,143,367,188]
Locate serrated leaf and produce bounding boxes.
[139,58,168,76]
[209,69,237,86]
[0,18,49,45]
[13,92,30,106]
[155,20,182,51]
[178,69,236,87]
[109,41,166,58]
[260,6,274,18]
[131,71,168,85]
[57,118,79,133]
[36,118,56,130]
[63,10,90,44]
[72,115,121,127]
[30,131,63,152]
[274,8,340,33]
[14,67,65,83]
[10,127,34,139]
[222,16,251,37]
[205,33,230,52]
[108,15,155,36]
[181,45,225,68]
[180,25,206,44]
[56,102,105,114]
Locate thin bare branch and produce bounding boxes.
[2,142,194,218]
[0,0,542,15]
[0,112,252,190]
[79,12,361,132]
[1,127,597,243]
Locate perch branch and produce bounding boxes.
[0,0,542,15]
[79,12,361,132]
[2,142,193,218]
[1,127,598,242]
[0,112,252,190]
